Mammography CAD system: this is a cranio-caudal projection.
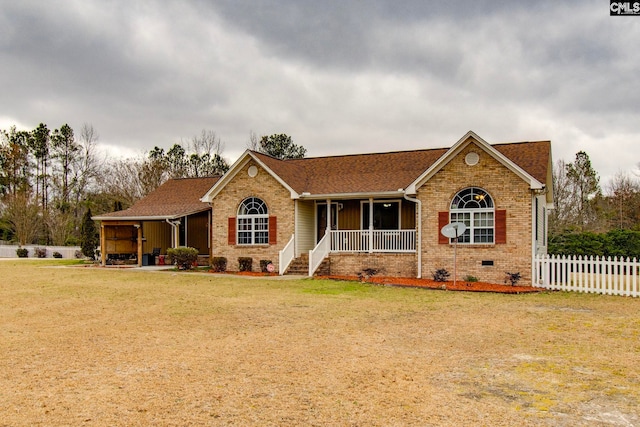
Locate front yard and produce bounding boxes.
[0,260,638,426]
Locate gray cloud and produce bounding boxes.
[0,0,637,184]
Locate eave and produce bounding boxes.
[297,190,406,200]
[93,207,210,222]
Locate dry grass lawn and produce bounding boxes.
[1,259,639,426]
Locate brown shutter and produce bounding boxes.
[269,216,277,245]
[495,210,506,244]
[438,211,449,244]
[228,217,236,245]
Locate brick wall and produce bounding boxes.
[418,142,534,285]
[328,253,417,278]
[211,160,294,272]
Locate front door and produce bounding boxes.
[317,203,338,242]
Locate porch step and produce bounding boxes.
[284,254,309,275]
[284,254,331,276]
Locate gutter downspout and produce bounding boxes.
[404,194,422,278]
[165,218,181,248]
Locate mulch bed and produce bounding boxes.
[317,275,542,294]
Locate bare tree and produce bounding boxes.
[71,123,105,213]
[247,130,260,151]
[549,159,574,234]
[189,129,225,157]
[605,171,640,229]
[3,192,41,245]
[45,208,74,246]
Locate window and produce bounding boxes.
[450,187,494,244]
[362,201,400,229]
[237,197,269,245]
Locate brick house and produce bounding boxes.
[201,131,553,285]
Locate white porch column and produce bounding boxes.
[369,198,374,253]
[326,199,332,233]
[326,199,332,251]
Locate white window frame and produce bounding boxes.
[450,187,495,244]
[237,197,269,245]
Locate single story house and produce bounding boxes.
[93,176,219,266]
[201,131,553,285]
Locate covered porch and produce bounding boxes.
[280,197,418,275]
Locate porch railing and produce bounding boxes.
[309,232,330,276]
[331,230,416,253]
[279,234,295,275]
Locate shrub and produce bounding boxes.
[16,247,28,258]
[357,268,379,280]
[167,247,199,270]
[80,208,99,260]
[75,250,84,259]
[259,259,273,273]
[549,228,640,259]
[211,257,227,272]
[432,268,450,282]
[238,257,253,272]
[53,251,63,259]
[505,271,521,286]
[34,247,47,258]
[463,275,479,282]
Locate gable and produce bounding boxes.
[407,132,549,194]
[210,160,293,216]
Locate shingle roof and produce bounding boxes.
[95,176,220,220]
[253,140,551,195]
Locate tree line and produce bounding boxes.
[549,151,640,257]
[5,123,633,258]
[0,123,305,246]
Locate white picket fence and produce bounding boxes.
[534,254,640,297]
[0,245,81,259]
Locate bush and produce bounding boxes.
[34,247,47,258]
[505,272,521,286]
[75,250,84,259]
[463,275,479,282]
[549,229,640,259]
[16,247,28,258]
[432,268,450,282]
[211,257,227,272]
[238,257,253,272]
[260,259,273,273]
[53,251,63,259]
[167,247,199,270]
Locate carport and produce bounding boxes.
[93,177,220,267]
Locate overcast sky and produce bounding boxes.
[1,1,638,186]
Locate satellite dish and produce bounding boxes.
[441,222,467,239]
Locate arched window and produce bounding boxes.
[237,197,269,245]
[450,187,495,244]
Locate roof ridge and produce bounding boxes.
[273,140,545,162]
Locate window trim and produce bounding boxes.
[237,197,269,245]
[449,187,495,245]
